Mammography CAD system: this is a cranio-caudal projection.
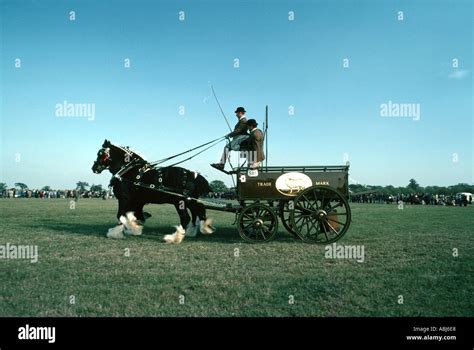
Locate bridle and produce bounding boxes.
[99,148,111,163]
[102,144,146,180]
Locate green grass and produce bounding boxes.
[0,198,473,317]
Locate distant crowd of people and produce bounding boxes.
[2,188,472,207]
[1,188,114,200]
[350,193,472,207]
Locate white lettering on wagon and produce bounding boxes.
[315,181,329,185]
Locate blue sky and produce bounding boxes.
[1,0,472,189]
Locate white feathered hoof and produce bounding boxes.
[107,224,125,239]
[120,212,143,236]
[119,215,130,234]
[185,223,199,237]
[125,212,143,236]
[130,224,143,236]
[200,218,215,235]
[163,225,185,244]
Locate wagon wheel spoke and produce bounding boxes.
[241,220,255,227]
[294,202,313,214]
[323,226,329,241]
[316,189,328,210]
[309,216,321,235]
[263,222,274,235]
[244,214,254,223]
[262,220,274,236]
[242,218,255,222]
[326,217,346,226]
[296,217,309,233]
[295,207,312,216]
[294,202,306,211]
[306,222,320,240]
[258,227,266,240]
[302,193,318,210]
[327,211,348,216]
[243,222,254,230]
[303,218,313,234]
[243,213,254,220]
[253,208,259,218]
[318,220,329,241]
[294,215,305,227]
[306,218,319,236]
[324,220,339,235]
[305,219,312,236]
[325,202,344,213]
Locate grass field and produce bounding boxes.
[0,198,473,317]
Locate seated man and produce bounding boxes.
[245,119,265,169]
[211,106,249,171]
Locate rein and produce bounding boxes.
[149,136,226,167]
[166,137,226,167]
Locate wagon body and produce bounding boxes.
[227,164,352,244]
[237,165,349,200]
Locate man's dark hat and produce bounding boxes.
[235,107,246,113]
[247,119,258,127]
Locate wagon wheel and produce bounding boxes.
[278,200,299,238]
[290,185,351,244]
[238,203,279,242]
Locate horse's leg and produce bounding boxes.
[195,202,215,235]
[108,193,127,239]
[116,197,125,221]
[134,203,146,222]
[113,183,126,221]
[133,204,151,223]
[163,202,190,244]
[185,202,199,237]
[189,175,215,235]
[108,181,132,239]
[120,194,145,236]
[191,205,197,225]
[107,181,126,239]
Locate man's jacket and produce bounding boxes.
[247,128,265,162]
[228,117,249,138]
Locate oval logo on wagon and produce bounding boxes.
[275,172,312,196]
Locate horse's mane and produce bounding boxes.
[109,142,147,162]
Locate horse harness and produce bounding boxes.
[111,160,195,201]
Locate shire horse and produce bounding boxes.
[92,139,215,243]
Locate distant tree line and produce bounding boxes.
[349,179,473,195]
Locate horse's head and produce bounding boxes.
[92,139,114,174]
[92,139,147,175]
